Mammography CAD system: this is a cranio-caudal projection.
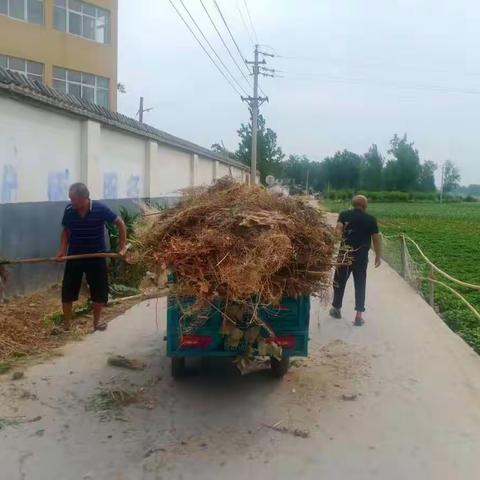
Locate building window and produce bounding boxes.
[0,0,43,24]
[53,0,110,44]
[0,54,44,82]
[53,66,110,108]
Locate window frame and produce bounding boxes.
[0,54,44,83]
[53,0,110,44]
[52,66,110,108]
[0,0,44,24]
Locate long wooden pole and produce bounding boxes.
[0,252,122,266]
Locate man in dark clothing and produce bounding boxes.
[56,183,127,331]
[330,195,382,326]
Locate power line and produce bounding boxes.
[199,0,253,90]
[279,70,480,96]
[177,0,248,96]
[213,1,269,98]
[168,0,242,96]
[242,0,259,43]
[237,1,254,45]
[213,0,250,74]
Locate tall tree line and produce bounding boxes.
[214,117,460,193]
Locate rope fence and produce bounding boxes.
[381,233,480,320]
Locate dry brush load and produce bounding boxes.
[132,179,337,317]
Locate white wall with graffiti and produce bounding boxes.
[0,96,249,204]
[0,97,82,203]
[99,127,146,199]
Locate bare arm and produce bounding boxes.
[115,217,127,255]
[372,233,382,267]
[335,222,344,238]
[56,228,70,259]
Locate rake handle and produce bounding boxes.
[0,252,122,266]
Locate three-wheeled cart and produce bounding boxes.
[166,296,310,378]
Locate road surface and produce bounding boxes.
[1,262,480,479]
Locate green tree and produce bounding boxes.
[211,142,236,161]
[361,144,384,190]
[235,113,284,182]
[323,150,363,189]
[383,159,397,191]
[282,154,310,187]
[387,134,421,191]
[443,160,461,193]
[418,160,437,192]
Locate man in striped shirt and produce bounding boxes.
[56,183,127,331]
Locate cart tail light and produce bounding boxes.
[272,304,289,311]
[180,335,212,349]
[267,336,295,349]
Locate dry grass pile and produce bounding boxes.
[0,288,66,362]
[0,286,141,365]
[133,179,337,313]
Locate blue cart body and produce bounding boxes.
[166,296,310,358]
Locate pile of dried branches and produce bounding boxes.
[133,179,337,313]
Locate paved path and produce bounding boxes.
[1,261,480,479]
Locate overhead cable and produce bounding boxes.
[199,0,253,89]
[178,0,248,95]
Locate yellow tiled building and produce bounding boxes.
[0,0,118,110]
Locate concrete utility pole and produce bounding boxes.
[440,162,445,203]
[137,97,154,123]
[243,45,270,184]
[139,97,144,123]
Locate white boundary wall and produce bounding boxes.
[0,96,248,204]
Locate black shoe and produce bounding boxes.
[329,307,342,319]
[354,317,365,327]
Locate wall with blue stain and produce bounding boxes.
[47,169,70,201]
[103,172,119,199]
[126,174,140,198]
[99,127,145,198]
[0,95,248,206]
[1,164,18,202]
[0,97,82,203]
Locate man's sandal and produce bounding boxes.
[329,307,342,319]
[354,318,365,327]
[94,323,108,331]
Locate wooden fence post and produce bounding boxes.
[429,265,435,307]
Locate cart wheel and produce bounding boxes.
[171,357,186,379]
[270,356,290,378]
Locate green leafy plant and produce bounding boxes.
[44,300,92,327]
[106,207,146,289]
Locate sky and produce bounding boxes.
[118,0,480,185]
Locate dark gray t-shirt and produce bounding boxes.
[338,208,379,258]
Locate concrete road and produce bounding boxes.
[1,262,480,480]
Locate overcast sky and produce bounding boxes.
[118,0,480,185]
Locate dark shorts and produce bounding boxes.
[62,258,109,304]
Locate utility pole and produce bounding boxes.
[242,45,270,184]
[440,162,445,203]
[250,46,260,185]
[136,96,154,123]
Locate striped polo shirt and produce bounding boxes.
[62,200,118,255]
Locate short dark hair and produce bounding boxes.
[352,194,368,209]
[69,183,90,199]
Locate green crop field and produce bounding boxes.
[325,201,480,352]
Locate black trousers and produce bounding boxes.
[332,255,368,312]
[62,258,109,304]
